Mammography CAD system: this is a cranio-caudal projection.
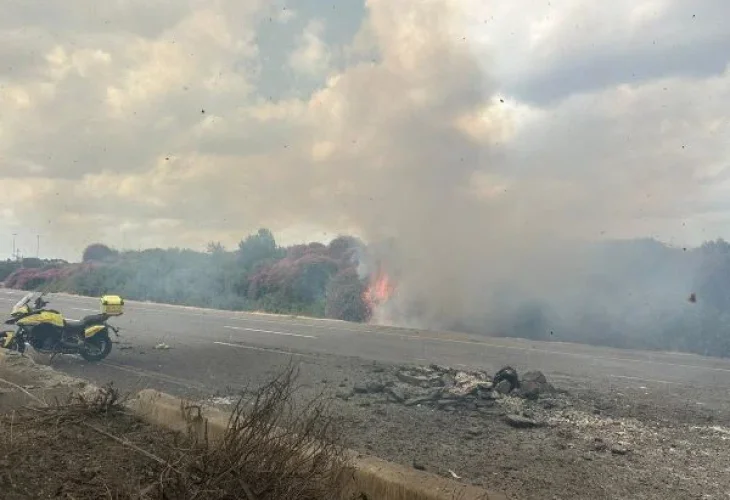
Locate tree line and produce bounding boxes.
[3,232,730,358]
[3,229,370,322]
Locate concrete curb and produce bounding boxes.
[127,389,507,500]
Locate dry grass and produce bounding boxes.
[0,364,354,500]
[153,363,352,499]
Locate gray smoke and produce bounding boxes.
[330,1,709,348]
[2,0,723,351]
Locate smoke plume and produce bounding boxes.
[2,0,727,347]
[325,0,708,343]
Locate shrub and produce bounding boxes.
[325,268,370,322]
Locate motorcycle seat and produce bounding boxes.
[64,314,106,330]
[81,313,107,325]
[64,319,85,333]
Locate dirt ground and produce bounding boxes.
[0,352,181,499]
[0,351,94,409]
[0,407,186,499]
[0,352,353,500]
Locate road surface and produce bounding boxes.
[1,289,729,397]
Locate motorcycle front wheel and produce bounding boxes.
[3,338,25,353]
[9,339,25,353]
[80,334,112,362]
[0,332,25,353]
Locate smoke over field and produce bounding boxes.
[363,238,705,351]
[2,1,729,356]
[279,2,715,354]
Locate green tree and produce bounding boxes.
[237,228,279,269]
[206,241,226,254]
[82,243,118,262]
[21,257,43,268]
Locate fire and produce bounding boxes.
[363,267,395,315]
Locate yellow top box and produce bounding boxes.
[100,295,124,316]
[101,295,124,306]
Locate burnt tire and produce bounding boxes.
[493,366,519,391]
[80,333,112,362]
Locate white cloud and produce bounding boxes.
[0,0,727,266]
[288,19,331,77]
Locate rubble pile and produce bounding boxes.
[342,363,557,416]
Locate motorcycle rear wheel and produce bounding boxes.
[79,334,112,362]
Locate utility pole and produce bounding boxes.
[12,233,16,261]
[36,234,40,258]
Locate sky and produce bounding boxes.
[1,0,729,262]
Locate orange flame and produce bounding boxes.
[363,266,395,315]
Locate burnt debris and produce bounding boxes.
[342,364,556,417]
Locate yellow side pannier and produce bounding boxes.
[100,295,124,316]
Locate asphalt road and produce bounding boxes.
[2,288,730,399]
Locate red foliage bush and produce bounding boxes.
[5,263,95,290]
[286,242,328,260]
[248,251,339,304]
[246,240,368,314]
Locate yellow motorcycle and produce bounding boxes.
[1,292,123,362]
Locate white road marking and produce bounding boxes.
[224,315,374,333]
[223,326,317,339]
[608,374,679,385]
[72,307,97,312]
[213,341,316,358]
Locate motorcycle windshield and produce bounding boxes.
[11,293,34,314]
